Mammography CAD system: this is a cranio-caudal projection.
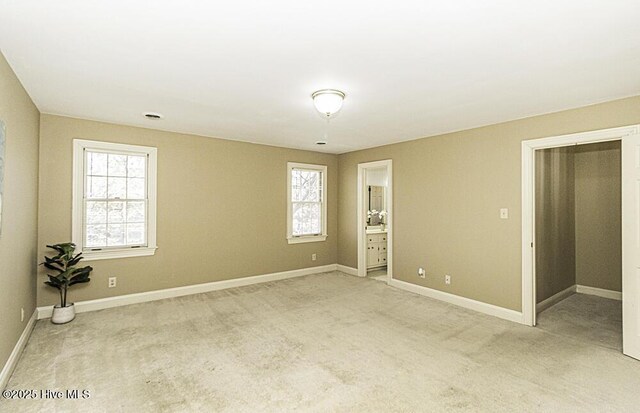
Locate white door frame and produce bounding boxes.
[521,124,639,327]
[357,160,393,282]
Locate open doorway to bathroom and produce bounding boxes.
[357,160,393,283]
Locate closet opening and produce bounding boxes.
[534,141,621,350]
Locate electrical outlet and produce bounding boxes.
[417,268,426,279]
[445,274,451,285]
[311,253,317,261]
[21,307,24,322]
[500,208,509,219]
[108,277,117,288]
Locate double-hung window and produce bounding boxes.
[287,162,327,244]
[72,139,157,260]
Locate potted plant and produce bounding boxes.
[367,209,387,228]
[41,243,93,324]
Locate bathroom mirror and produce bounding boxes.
[367,185,386,225]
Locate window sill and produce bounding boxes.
[287,235,327,244]
[80,246,158,261]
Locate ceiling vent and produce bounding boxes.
[143,112,164,120]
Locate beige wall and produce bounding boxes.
[575,141,621,292]
[535,147,575,303]
[0,53,40,369]
[338,96,640,311]
[37,115,338,306]
[534,141,621,303]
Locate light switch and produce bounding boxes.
[500,208,509,219]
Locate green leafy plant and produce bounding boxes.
[41,243,93,308]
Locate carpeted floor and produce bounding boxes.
[367,268,387,282]
[3,271,638,412]
[536,292,622,351]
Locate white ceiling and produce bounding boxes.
[1,1,639,154]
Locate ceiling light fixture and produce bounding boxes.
[311,89,346,147]
[311,89,345,118]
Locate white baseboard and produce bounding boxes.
[388,279,524,324]
[536,285,576,313]
[37,264,338,319]
[534,285,621,314]
[336,264,358,276]
[35,263,547,326]
[1,310,37,390]
[576,285,622,301]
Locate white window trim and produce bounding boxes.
[287,162,328,244]
[72,139,158,261]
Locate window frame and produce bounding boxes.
[72,139,158,261]
[286,162,328,244]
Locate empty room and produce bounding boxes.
[1,1,639,412]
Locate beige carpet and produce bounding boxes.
[537,292,622,351]
[3,271,639,412]
[367,268,387,282]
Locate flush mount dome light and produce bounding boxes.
[143,112,164,120]
[311,89,345,118]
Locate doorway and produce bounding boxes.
[357,160,393,283]
[534,141,622,350]
[521,124,640,360]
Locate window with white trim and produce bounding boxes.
[72,140,157,261]
[287,162,327,244]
